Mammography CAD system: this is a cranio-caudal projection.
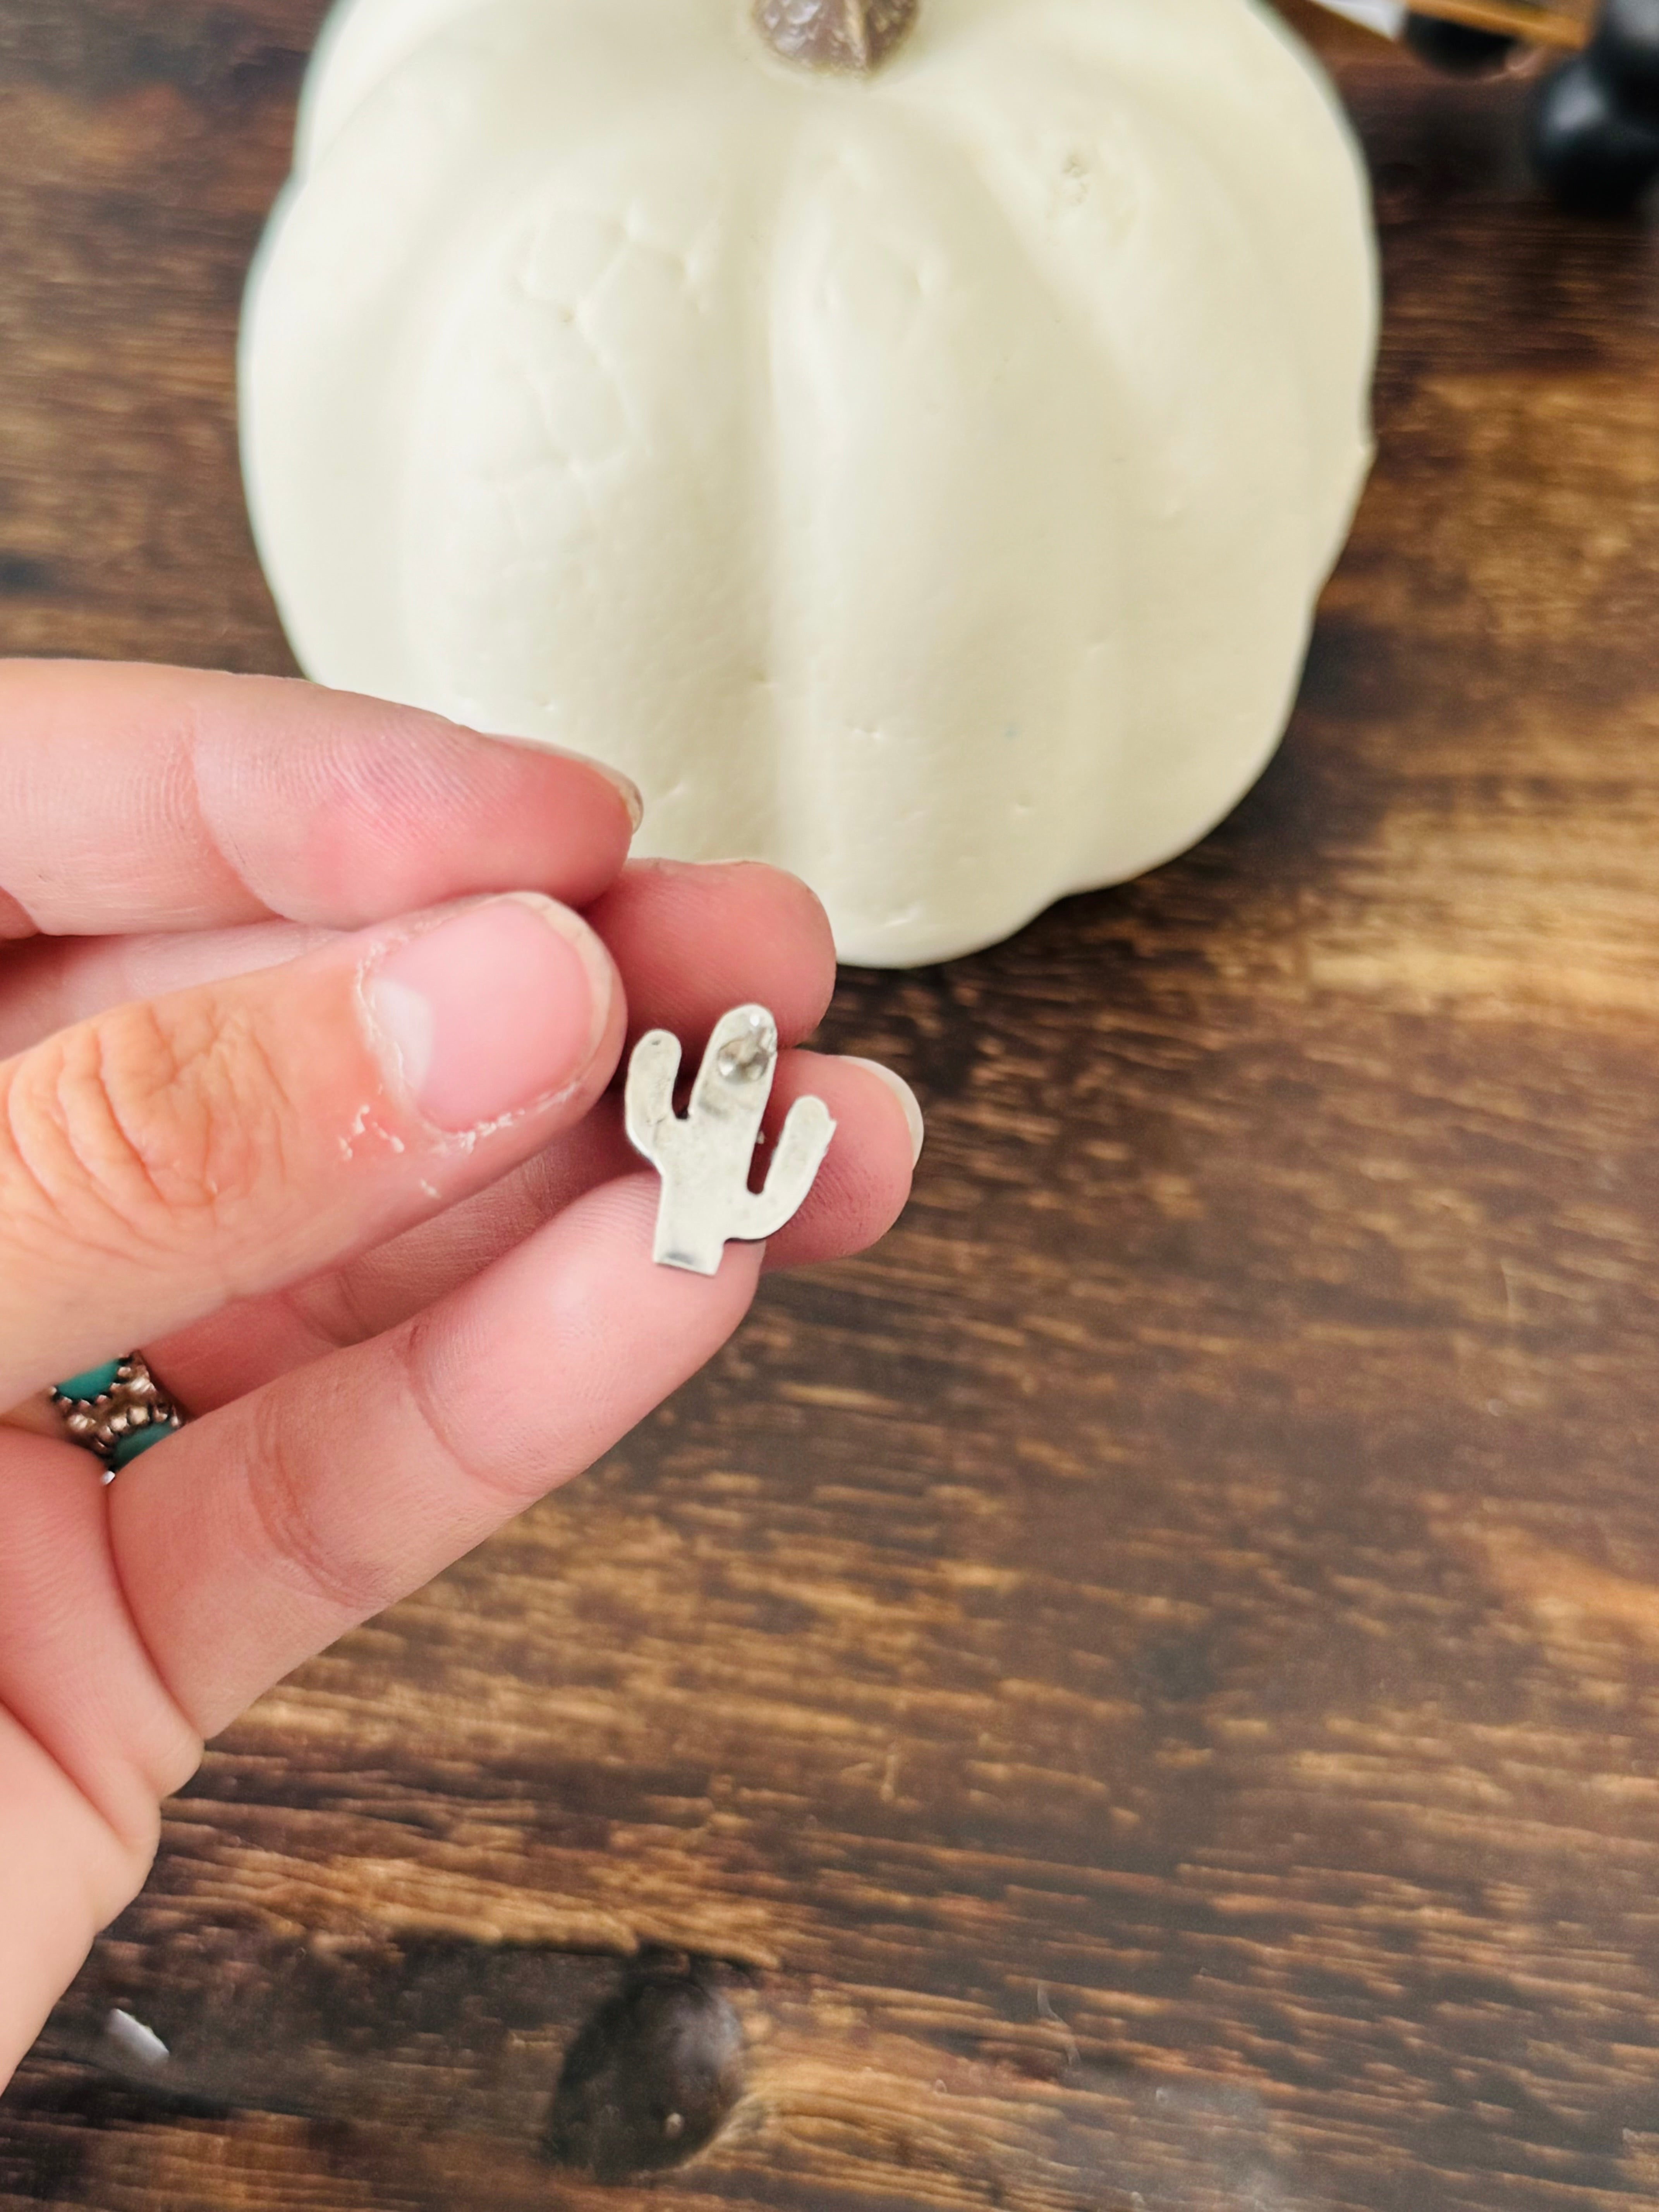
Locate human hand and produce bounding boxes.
[0,662,921,2086]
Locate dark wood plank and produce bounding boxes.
[6,5,1659,2207]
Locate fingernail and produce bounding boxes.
[594,762,645,833]
[844,1058,926,1165]
[366,895,613,1133]
[631,856,761,878]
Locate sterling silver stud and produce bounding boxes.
[626,1005,836,1275]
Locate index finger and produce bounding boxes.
[0,661,642,940]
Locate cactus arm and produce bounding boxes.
[625,1030,683,1167]
[737,1096,837,1242]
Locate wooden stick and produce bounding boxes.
[1404,0,1589,47]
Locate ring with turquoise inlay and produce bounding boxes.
[50,1353,185,1482]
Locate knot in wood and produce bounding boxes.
[543,1969,745,2183]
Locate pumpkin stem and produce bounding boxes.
[755,0,918,73]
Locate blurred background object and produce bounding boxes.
[1319,0,1659,206]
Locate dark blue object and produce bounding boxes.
[1587,0,1659,120]
[1529,50,1659,211]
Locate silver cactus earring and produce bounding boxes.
[626,1005,836,1275]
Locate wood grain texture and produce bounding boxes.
[4,6,1659,2206]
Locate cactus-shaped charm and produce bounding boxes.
[627,1005,836,1274]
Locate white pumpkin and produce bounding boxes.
[241,0,1377,967]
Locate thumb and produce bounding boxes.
[0,894,622,1410]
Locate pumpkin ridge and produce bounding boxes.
[872,31,1356,900]
[888,0,1374,569]
[758,97,1123,950]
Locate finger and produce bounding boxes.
[587,859,836,1048]
[113,1178,762,1738]
[143,1050,923,1413]
[0,1423,201,2083]
[0,661,639,941]
[0,1699,148,2084]
[0,859,833,1061]
[0,893,623,1408]
[0,921,330,1060]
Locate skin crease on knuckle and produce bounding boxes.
[235,1382,403,1632]
[0,992,288,1267]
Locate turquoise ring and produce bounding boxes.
[51,1355,184,1483]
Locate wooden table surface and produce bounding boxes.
[4,7,1659,2207]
